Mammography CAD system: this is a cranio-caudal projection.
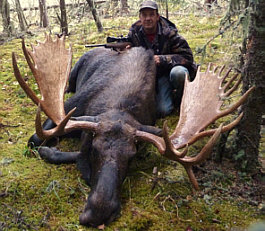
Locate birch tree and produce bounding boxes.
[39,0,49,27]
[0,0,13,36]
[14,0,28,31]
[86,0,103,32]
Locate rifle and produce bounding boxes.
[85,36,132,51]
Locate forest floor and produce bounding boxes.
[0,5,265,231]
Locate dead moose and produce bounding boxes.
[12,35,253,227]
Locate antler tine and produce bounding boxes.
[134,124,189,161]
[135,130,166,154]
[197,65,201,73]
[206,63,213,73]
[36,105,99,140]
[175,113,243,149]
[198,86,255,132]
[163,121,189,159]
[35,104,76,139]
[182,123,222,165]
[217,86,255,117]
[184,165,199,190]
[12,52,40,105]
[222,73,241,97]
[221,67,232,78]
[21,39,41,91]
[35,32,52,46]
[219,67,233,88]
[158,124,222,190]
[44,32,51,43]
[217,65,226,76]
[213,65,219,73]
[180,124,222,190]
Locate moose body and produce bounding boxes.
[28,46,159,226]
[13,35,253,228]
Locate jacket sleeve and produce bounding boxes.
[127,28,133,44]
[159,31,194,70]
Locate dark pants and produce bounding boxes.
[156,65,189,117]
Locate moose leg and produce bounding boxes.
[38,146,80,164]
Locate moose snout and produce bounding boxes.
[79,210,93,225]
[79,193,121,227]
[79,161,122,227]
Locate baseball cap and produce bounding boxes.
[139,1,158,11]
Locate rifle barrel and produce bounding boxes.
[85,44,106,48]
[85,42,132,50]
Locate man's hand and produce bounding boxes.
[154,55,160,65]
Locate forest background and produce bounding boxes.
[0,0,264,230]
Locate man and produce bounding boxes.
[127,0,197,117]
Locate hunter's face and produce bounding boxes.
[139,9,159,33]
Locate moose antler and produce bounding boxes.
[136,64,254,189]
[12,34,99,139]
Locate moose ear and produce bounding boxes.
[138,125,162,137]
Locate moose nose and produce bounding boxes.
[79,211,90,225]
[79,196,121,227]
[79,210,100,227]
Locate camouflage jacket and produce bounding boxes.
[128,16,197,80]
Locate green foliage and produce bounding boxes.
[234,149,245,161]
[22,145,39,158]
[219,0,251,67]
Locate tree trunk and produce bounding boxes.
[165,0,168,19]
[14,0,28,32]
[235,0,265,172]
[86,0,103,32]
[39,0,49,27]
[59,0,68,35]
[0,0,13,36]
[120,0,129,14]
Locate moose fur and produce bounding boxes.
[29,47,161,227]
